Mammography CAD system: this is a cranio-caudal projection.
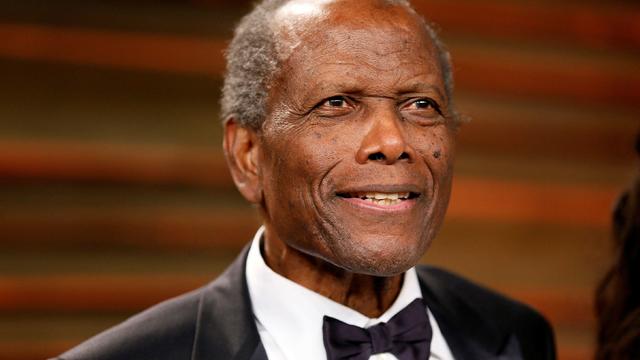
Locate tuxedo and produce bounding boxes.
[54,245,556,360]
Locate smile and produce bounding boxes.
[336,191,420,210]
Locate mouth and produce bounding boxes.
[336,191,420,207]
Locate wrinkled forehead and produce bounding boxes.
[271,0,432,62]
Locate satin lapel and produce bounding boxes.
[416,266,523,360]
[497,335,524,360]
[249,343,269,360]
[191,245,264,360]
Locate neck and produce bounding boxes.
[261,228,403,318]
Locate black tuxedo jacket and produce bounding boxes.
[55,246,556,360]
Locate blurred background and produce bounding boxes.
[0,0,638,359]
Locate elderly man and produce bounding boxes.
[55,0,555,359]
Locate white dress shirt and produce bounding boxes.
[245,226,455,360]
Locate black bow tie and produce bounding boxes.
[322,298,432,360]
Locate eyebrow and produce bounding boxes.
[396,83,445,100]
[307,81,444,97]
[299,77,448,111]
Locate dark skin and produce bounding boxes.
[224,0,456,317]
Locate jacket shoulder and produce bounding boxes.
[55,287,204,360]
[417,265,542,320]
[416,265,556,359]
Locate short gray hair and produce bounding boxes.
[220,0,455,130]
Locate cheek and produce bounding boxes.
[439,128,457,172]
[261,131,341,199]
[415,127,455,166]
[297,127,353,168]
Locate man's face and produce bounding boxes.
[254,0,455,276]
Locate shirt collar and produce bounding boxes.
[245,226,451,360]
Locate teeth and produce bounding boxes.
[353,192,411,204]
[362,198,402,206]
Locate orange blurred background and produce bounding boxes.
[0,1,638,359]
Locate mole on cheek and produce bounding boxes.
[433,150,441,159]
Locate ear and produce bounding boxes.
[223,117,263,204]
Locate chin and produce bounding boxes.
[327,234,430,277]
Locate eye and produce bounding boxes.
[405,98,442,114]
[323,96,348,108]
[311,95,353,118]
[400,97,445,125]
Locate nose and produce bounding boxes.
[355,106,416,165]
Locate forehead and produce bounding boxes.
[271,0,442,99]
[273,0,435,61]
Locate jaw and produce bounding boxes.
[310,192,437,276]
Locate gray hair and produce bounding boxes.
[220,0,455,130]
